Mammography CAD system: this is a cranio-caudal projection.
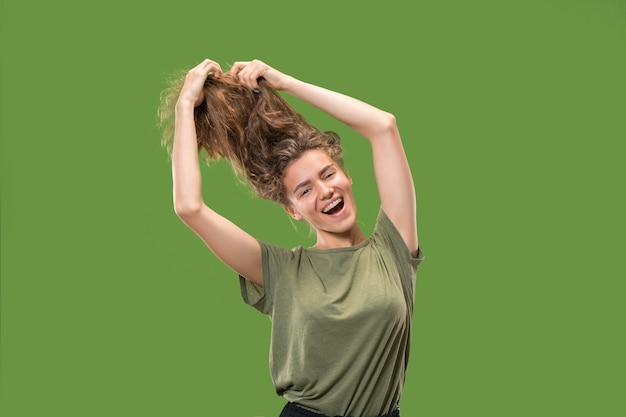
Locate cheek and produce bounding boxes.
[291,197,313,215]
[303,198,317,212]
[335,176,352,190]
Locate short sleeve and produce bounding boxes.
[373,209,424,270]
[239,240,297,315]
[371,209,424,308]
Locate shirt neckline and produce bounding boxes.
[303,237,371,254]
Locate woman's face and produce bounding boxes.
[283,149,358,239]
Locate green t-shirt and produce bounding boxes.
[240,210,424,417]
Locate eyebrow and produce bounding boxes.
[293,164,334,195]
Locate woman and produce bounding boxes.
[159,58,424,417]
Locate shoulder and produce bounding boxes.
[240,240,303,314]
[257,240,305,286]
[372,209,424,269]
[259,240,302,263]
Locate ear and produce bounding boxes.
[284,205,302,221]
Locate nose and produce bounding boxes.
[320,184,334,200]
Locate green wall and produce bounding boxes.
[1,1,624,416]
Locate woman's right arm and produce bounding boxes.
[172,59,263,286]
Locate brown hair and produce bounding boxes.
[158,71,343,205]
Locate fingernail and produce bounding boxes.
[253,89,261,94]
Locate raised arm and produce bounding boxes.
[172,59,263,285]
[231,60,418,256]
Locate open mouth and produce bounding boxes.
[322,197,344,215]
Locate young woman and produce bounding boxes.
[159,58,424,417]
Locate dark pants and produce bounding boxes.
[279,402,400,417]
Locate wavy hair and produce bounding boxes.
[158,71,343,205]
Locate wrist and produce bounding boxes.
[175,99,196,114]
[279,75,298,93]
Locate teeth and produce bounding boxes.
[323,198,342,213]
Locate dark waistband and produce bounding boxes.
[279,402,400,417]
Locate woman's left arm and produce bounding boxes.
[232,60,418,255]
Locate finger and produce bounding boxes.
[195,59,216,72]
[207,64,223,78]
[241,69,259,89]
[243,73,260,90]
[234,67,255,89]
[229,61,249,75]
[234,61,264,89]
[196,59,223,78]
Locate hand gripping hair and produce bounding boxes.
[159,72,343,205]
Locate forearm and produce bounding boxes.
[283,74,417,251]
[172,101,204,215]
[281,77,396,140]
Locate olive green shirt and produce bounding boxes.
[240,210,424,417]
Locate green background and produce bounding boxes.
[1,0,624,416]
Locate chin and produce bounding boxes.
[319,204,358,233]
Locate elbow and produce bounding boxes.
[381,112,399,132]
[173,200,203,219]
[368,112,399,137]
